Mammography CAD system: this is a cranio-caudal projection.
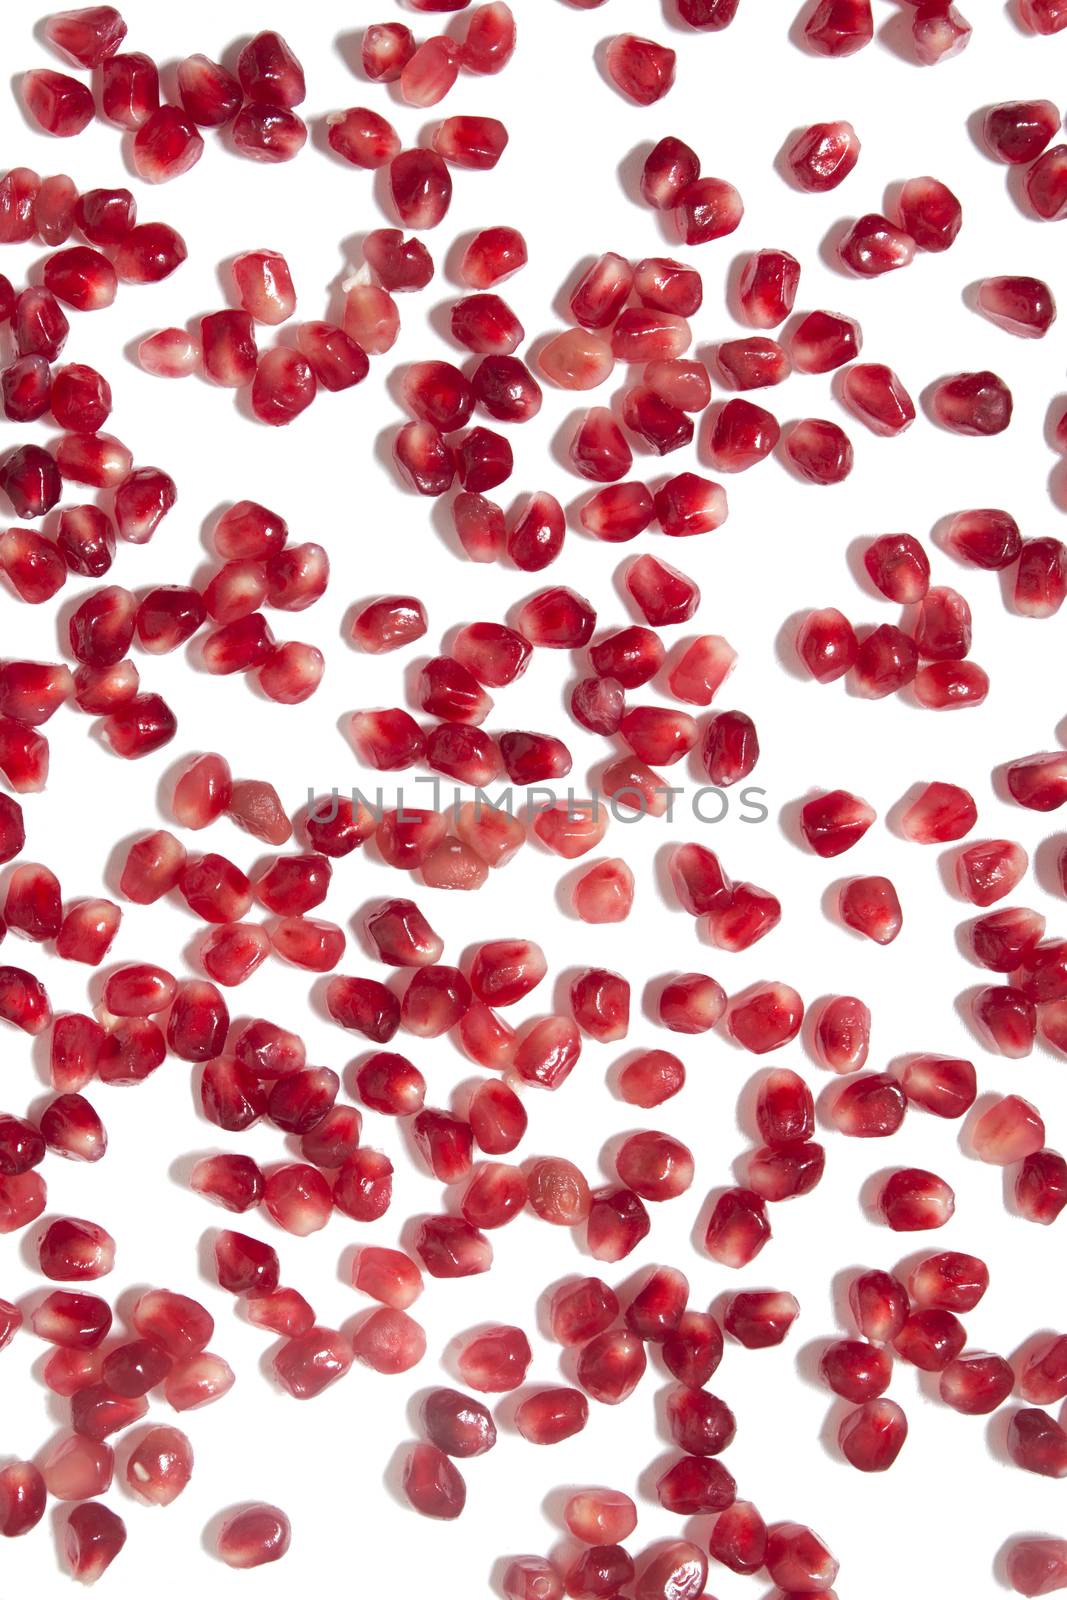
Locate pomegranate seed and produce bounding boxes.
[709,397,779,471]
[676,176,744,245]
[840,877,903,943]
[416,1215,492,1277]
[920,658,991,717]
[237,31,305,106]
[0,1460,46,1535]
[22,69,94,136]
[831,1072,907,1137]
[390,148,453,228]
[977,274,1056,338]
[1007,751,1067,810]
[438,119,511,175]
[932,369,1012,434]
[801,789,875,857]
[1008,1540,1067,1596]
[974,984,1036,1056]
[0,1169,46,1231]
[626,553,700,625]
[897,174,962,252]
[605,33,676,103]
[422,1389,495,1461]
[333,1148,393,1221]
[516,586,596,647]
[724,1288,799,1350]
[132,1289,212,1358]
[131,105,204,181]
[972,1094,1045,1164]
[880,1167,955,1231]
[56,505,117,576]
[98,49,157,126]
[34,173,76,244]
[40,1434,114,1504]
[940,1349,1014,1413]
[0,964,50,1033]
[704,1187,770,1266]
[765,1523,840,1592]
[1017,1149,1067,1224]
[658,974,726,1034]
[840,213,916,276]
[785,418,854,484]
[717,335,790,390]
[38,1216,114,1280]
[864,533,930,602]
[217,1504,290,1568]
[125,1425,193,1506]
[737,249,800,328]
[3,355,51,423]
[787,120,860,191]
[576,1326,647,1404]
[838,1397,908,1472]
[587,1186,650,1261]
[822,1337,893,1401]
[0,450,63,523]
[729,982,803,1053]
[456,1324,530,1391]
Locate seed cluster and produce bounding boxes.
[1,0,1067,1594]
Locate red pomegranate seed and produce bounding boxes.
[658,975,726,1035]
[984,99,1059,165]
[190,1152,262,1212]
[940,1349,1014,1414]
[972,905,1046,972]
[616,1131,693,1202]
[22,69,94,136]
[852,623,919,697]
[0,965,50,1033]
[587,1186,650,1261]
[723,1288,799,1352]
[0,1460,46,1535]
[132,105,204,182]
[44,7,126,67]
[0,1168,46,1232]
[1007,1409,1067,1478]
[237,30,305,106]
[100,50,158,128]
[145,1351,224,1408]
[576,1326,647,1405]
[640,136,699,209]
[717,335,790,390]
[217,1504,290,1568]
[801,789,875,857]
[38,1216,114,1280]
[438,119,511,175]
[791,311,861,376]
[676,176,744,245]
[756,1069,814,1147]
[839,1397,908,1472]
[251,347,316,424]
[831,1073,907,1137]
[972,1094,1045,1164]
[1008,1539,1067,1596]
[0,450,63,522]
[902,779,977,844]
[737,249,799,328]
[704,1187,770,1267]
[787,120,860,191]
[137,327,197,377]
[3,355,51,422]
[124,1425,192,1507]
[351,1306,426,1375]
[765,1523,840,1592]
[1007,751,1067,810]
[456,1324,530,1392]
[840,213,916,276]
[821,1337,892,1401]
[707,397,778,472]
[605,33,676,104]
[840,877,903,943]
[897,174,962,252]
[785,418,853,484]
[728,983,803,1054]
[864,533,930,602]
[880,1167,955,1231]
[974,984,1037,1056]
[977,274,1056,338]
[570,408,632,482]
[1016,1148,1067,1223]
[932,369,1012,434]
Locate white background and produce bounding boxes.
[2,0,1067,1593]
